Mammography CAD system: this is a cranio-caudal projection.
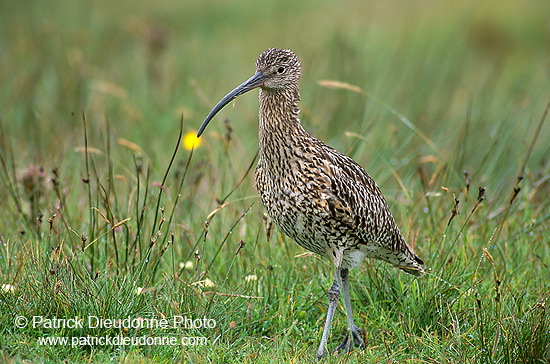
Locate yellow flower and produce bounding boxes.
[183,131,201,150]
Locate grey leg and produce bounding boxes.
[336,267,365,352]
[316,268,341,360]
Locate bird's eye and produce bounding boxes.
[277,67,285,74]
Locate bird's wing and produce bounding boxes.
[320,145,390,228]
[322,143,425,266]
[318,143,415,249]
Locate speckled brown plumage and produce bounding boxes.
[198,48,425,359]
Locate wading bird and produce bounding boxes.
[197,48,425,359]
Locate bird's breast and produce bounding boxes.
[254,151,354,258]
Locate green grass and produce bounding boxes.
[1,0,549,362]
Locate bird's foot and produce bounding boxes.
[316,348,327,361]
[336,325,365,353]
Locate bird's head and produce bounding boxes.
[255,48,301,90]
[197,48,301,137]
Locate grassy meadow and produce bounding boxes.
[0,0,549,362]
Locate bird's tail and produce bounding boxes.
[398,252,425,277]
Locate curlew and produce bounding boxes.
[197,48,425,359]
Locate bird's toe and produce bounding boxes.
[336,325,365,353]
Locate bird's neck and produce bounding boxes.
[258,87,304,153]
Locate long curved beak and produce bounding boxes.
[197,71,266,137]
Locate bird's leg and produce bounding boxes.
[336,267,365,353]
[316,268,341,360]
